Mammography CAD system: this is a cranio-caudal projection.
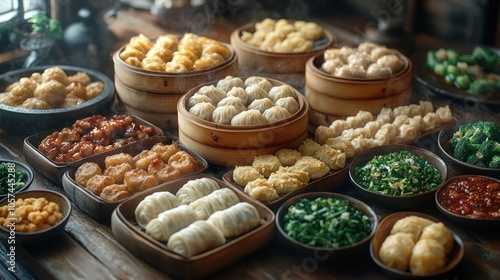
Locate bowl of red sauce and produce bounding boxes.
[435,175,500,227]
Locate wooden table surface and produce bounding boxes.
[1,7,500,280]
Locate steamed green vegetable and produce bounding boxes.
[282,197,372,248]
[426,46,500,95]
[0,162,28,195]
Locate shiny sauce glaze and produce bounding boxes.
[438,176,500,219]
[37,114,157,163]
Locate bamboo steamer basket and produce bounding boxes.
[177,77,309,167]
[113,38,238,130]
[230,20,335,89]
[305,86,412,117]
[113,42,238,94]
[305,50,412,100]
[114,78,180,130]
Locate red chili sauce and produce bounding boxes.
[438,176,500,219]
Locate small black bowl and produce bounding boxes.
[0,159,34,198]
[276,192,378,262]
[435,175,500,227]
[0,189,72,244]
[349,144,448,210]
[438,122,500,179]
[0,65,115,135]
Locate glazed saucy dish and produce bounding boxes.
[437,176,500,219]
[37,114,157,163]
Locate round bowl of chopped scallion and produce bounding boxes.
[0,160,34,197]
[276,192,377,262]
[349,145,447,210]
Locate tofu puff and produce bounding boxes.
[232,166,264,187]
[268,166,309,194]
[244,178,279,202]
[252,154,282,178]
[275,148,302,166]
[294,156,330,180]
[313,144,346,170]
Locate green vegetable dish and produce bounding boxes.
[354,150,442,196]
[282,197,372,248]
[0,162,29,195]
[426,46,500,95]
[451,120,500,168]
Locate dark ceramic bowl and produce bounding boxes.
[275,192,378,262]
[0,189,72,244]
[438,121,500,179]
[0,159,34,198]
[370,211,464,279]
[0,65,115,135]
[435,175,500,227]
[349,144,448,210]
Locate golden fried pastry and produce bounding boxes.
[275,149,302,166]
[22,97,52,109]
[104,153,134,169]
[33,80,66,107]
[168,151,197,174]
[67,72,92,86]
[42,67,68,85]
[100,184,133,203]
[275,166,310,184]
[103,162,133,184]
[86,175,116,195]
[75,162,102,186]
[294,156,329,180]
[124,168,159,193]
[268,172,303,195]
[148,159,182,183]
[252,154,282,178]
[232,166,264,187]
[325,137,356,159]
[244,178,279,202]
[298,138,321,156]
[314,144,346,170]
[133,150,161,170]
[151,142,181,162]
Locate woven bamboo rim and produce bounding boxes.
[305,51,413,100]
[305,86,412,116]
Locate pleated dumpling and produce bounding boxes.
[188,94,214,107]
[245,84,268,104]
[189,102,215,121]
[275,96,300,115]
[207,202,260,238]
[244,76,273,92]
[263,106,291,122]
[409,239,446,275]
[231,109,268,126]
[211,105,240,124]
[188,188,240,220]
[135,191,180,228]
[167,220,226,257]
[247,98,274,114]
[216,75,244,92]
[225,87,248,106]
[217,95,247,112]
[196,85,226,104]
[145,205,198,242]
[267,85,297,102]
[176,177,220,205]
